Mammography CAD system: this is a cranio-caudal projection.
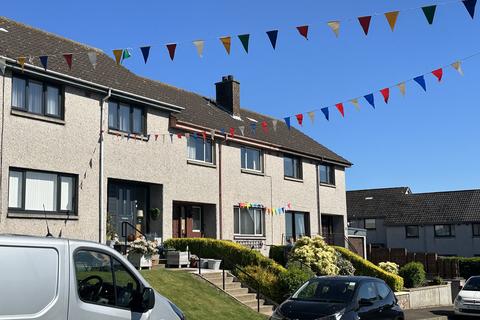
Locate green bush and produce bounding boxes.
[236,265,284,302]
[290,236,339,275]
[399,262,426,288]
[431,276,444,285]
[279,262,315,296]
[378,262,399,275]
[269,245,287,266]
[336,252,356,275]
[334,246,404,291]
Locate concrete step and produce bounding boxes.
[207,276,234,284]
[243,299,266,308]
[234,293,259,303]
[226,287,249,295]
[258,305,274,315]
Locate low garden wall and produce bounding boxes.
[395,282,452,310]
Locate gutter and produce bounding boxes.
[99,88,112,243]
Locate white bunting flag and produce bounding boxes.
[350,98,360,111]
[272,119,278,132]
[87,52,97,69]
[307,111,315,124]
[0,57,6,75]
[397,82,406,96]
[193,40,205,58]
[451,61,464,76]
[327,21,340,37]
[210,129,215,140]
[238,126,245,136]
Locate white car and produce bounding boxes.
[454,276,480,317]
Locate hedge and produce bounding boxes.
[442,257,480,280]
[269,245,287,266]
[334,246,404,291]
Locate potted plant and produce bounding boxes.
[150,208,161,221]
[127,237,159,269]
[106,213,118,248]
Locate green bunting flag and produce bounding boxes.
[422,5,437,25]
[238,34,250,53]
[122,49,132,60]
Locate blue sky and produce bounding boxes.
[3,0,480,192]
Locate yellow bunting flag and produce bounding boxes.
[451,61,464,76]
[397,82,406,96]
[219,36,231,55]
[350,98,360,111]
[385,11,400,31]
[327,21,340,37]
[17,57,26,71]
[193,40,204,58]
[112,49,123,65]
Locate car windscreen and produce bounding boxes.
[291,278,357,303]
[464,277,480,291]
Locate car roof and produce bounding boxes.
[313,275,383,283]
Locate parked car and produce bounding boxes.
[0,234,185,320]
[454,276,480,317]
[270,276,404,320]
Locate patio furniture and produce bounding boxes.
[166,251,189,268]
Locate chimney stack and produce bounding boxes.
[215,75,240,116]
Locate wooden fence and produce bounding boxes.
[368,245,459,279]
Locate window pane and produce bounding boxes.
[46,86,59,116]
[246,148,261,171]
[187,137,196,159]
[60,176,74,211]
[112,258,140,308]
[240,208,254,234]
[435,225,453,236]
[205,140,213,163]
[320,165,328,183]
[192,207,202,232]
[108,102,118,129]
[284,157,293,177]
[75,250,115,306]
[195,138,205,161]
[12,77,26,108]
[294,158,302,179]
[241,148,246,169]
[474,224,480,236]
[234,208,239,234]
[406,226,419,237]
[295,213,306,239]
[365,219,376,229]
[285,212,293,241]
[255,209,262,235]
[25,171,57,211]
[118,104,130,132]
[375,282,391,300]
[357,282,378,302]
[28,81,43,114]
[132,107,143,133]
[8,171,23,208]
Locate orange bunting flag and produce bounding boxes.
[296,25,309,39]
[397,82,406,96]
[432,68,443,82]
[327,21,340,37]
[335,103,345,117]
[295,113,304,126]
[380,88,390,103]
[112,49,123,65]
[17,57,26,71]
[220,36,231,55]
[166,44,177,61]
[385,11,400,31]
[63,54,73,70]
[452,61,464,76]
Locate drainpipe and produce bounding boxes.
[0,70,5,223]
[99,88,111,243]
[316,163,322,238]
[218,142,223,239]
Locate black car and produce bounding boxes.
[270,276,404,320]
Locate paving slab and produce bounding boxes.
[405,306,454,320]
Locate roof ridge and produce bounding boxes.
[409,188,480,196]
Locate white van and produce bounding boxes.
[0,235,185,320]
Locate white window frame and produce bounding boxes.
[241,147,263,172]
[187,136,214,164]
[234,207,264,236]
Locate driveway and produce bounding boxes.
[405,306,455,320]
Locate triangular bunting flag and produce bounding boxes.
[0,57,5,75]
[177,133,183,139]
[364,94,375,109]
[327,21,340,37]
[284,117,291,129]
[452,61,464,75]
[238,126,245,136]
[113,49,123,65]
[210,129,215,140]
[122,49,132,60]
[321,107,329,121]
[192,40,204,58]
[358,16,372,35]
[266,30,278,49]
[39,56,48,70]
[335,103,345,117]
[272,119,278,131]
[422,5,437,25]
[219,36,231,55]
[432,68,443,82]
[463,0,477,18]
[201,131,207,140]
[397,82,406,96]
[296,25,309,39]
[350,98,360,111]
[414,75,427,91]
[385,11,400,31]
[166,44,177,61]
[63,54,73,70]
[87,52,97,69]
[380,88,390,103]
[261,121,268,133]
[295,114,304,126]
[238,34,250,53]
[250,123,257,135]
[140,46,151,63]
[229,127,235,137]
[307,111,315,124]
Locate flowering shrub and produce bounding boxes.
[336,252,356,275]
[378,262,399,275]
[289,236,339,275]
[128,238,158,255]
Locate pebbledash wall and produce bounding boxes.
[0,70,348,247]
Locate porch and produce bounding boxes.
[321,214,346,246]
[172,201,216,238]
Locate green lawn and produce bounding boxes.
[141,269,267,320]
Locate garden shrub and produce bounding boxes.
[334,246,404,291]
[236,265,284,303]
[378,262,399,275]
[431,276,444,285]
[336,252,356,275]
[279,262,315,296]
[399,262,426,288]
[269,245,287,266]
[289,236,339,275]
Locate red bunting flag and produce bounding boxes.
[63,54,73,70]
[261,121,268,133]
[202,131,207,140]
[432,68,443,82]
[229,127,235,137]
[177,133,182,139]
[335,103,345,117]
[295,113,304,126]
[166,44,177,61]
[358,16,372,35]
[380,88,390,103]
[296,25,309,39]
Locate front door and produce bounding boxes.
[172,204,203,238]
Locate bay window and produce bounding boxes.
[284,154,302,179]
[8,168,77,214]
[108,101,145,134]
[241,147,263,172]
[12,75,62,118]
[187,136,213,163]
[234,207,264,236]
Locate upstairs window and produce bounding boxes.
[364,218,376,230]
[473,224,480,237]
[241,147,263,172]
[284,155,303,179]
[187,136,213,163]
[12,75,62,118]
[108,101,145,134]
[405,225,419,238]
[434,224,455,238]
[319,164,335,185]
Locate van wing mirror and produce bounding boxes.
[142,287,155,311]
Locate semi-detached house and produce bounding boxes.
[0,17,351,251]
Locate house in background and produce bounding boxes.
[0,17,351,251]
[347,187,480,257]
